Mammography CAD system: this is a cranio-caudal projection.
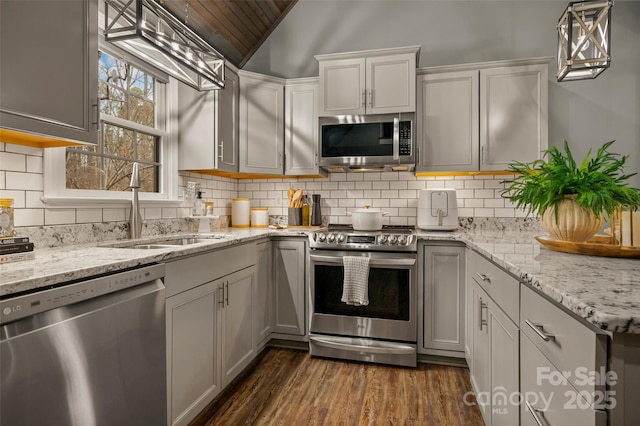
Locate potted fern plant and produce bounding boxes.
[501,140,640,242]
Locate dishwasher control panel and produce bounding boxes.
[1,264,165,324]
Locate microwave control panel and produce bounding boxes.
[399,122,412,156]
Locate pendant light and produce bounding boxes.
[556,0,612,82]
[104,0,225,91]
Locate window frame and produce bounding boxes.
[43,42,181,208]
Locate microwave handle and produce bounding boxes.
[393,117,400,160]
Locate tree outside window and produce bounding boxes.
[66,51,163,193]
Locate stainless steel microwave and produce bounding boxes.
[319,113,415,172]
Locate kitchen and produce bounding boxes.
[1,0,640,425]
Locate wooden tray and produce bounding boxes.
[535,235,640,258]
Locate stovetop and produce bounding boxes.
[308,224,417,252]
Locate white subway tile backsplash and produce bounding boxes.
[25,191,45,208]
[464,180,484,189]
[76,208,103,223]
[103,208,126,222]
[6,172,42,190]
[45,208,76,225]
[0,152,26,172]
[389,180,407,190]
[1,143,525,234]
[474,189,495,199]
[15,208,44,227]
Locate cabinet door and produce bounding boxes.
[480,64,548,171]
[488,296,519,426]
[0,0,98,145]
[239,74,284,174]
[178,83,215,170]
[318,58,365,116]
[421,245,465,355]
[416,71,479,172]
[285,81,320,175]
[166,281,221,426]
[221,266,256,387]
[367,53,416,114]
[254,241,272,349]
[217,69,239,172]
[471,282,490,423]
[521,334,607,426]
[272,239,306,336]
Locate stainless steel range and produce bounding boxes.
[308,225,418,367]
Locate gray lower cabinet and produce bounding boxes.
[254,240,273,349]
[164,244,257,426]
[520,284,608,426]
[0,0,99,145]
[467,249,520,426]
[272,239,306,337]
[419,243,466,357]
[166,280,220,426]
[220,266,257,387]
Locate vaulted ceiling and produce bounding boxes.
[161,0,298,69]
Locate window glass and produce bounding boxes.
[66,50,163,193]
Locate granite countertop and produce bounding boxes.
[1,227,638,334]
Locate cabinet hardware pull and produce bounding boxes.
[218,285,224,306]
[479,298,488,331]
[525,401,549,426]
[368,90,373,108]
[218,141,224,161]
[525,319,555,342]
[481,145,485,166]
[475,272,490,282]
[225,281,229,306]
[392,117,400,160]
[362,90,366,108]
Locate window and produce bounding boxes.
[66,51,162,192]
[44,47,179,206]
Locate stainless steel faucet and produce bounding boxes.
[129,162,142,239]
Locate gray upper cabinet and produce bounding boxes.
[416,58,550,173]
[284,78,324,176]
[238,70,285,175]
[417,70,479,172]
[316,46,419,116]
[0,0,99,145]
[178,67,239,173]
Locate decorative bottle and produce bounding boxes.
[311,194,322,226]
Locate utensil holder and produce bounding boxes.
[288,207,302,226]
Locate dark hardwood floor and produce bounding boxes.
[191,347,484,425]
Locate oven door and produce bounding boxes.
[309,250,417,343]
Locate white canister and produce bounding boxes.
[251,208,269,228]
[231,198,250,228]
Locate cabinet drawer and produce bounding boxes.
[468,250,519,323]
[521,333,607,426]
[521,285,608,398]
[165,243,257,297]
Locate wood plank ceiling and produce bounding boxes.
[161,0,298,69]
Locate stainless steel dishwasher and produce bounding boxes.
[0,263,167,426]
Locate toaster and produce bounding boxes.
[417,189,459,231]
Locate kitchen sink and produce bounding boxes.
[102,234,228,249]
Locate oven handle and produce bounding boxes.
[310,335,416,355]
[309,254,416,267]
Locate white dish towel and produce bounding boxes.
[341,255,370,306]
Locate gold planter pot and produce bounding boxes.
[541,196,603,242]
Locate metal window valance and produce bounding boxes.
[557,0,612,82]
[104,0,224,90]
